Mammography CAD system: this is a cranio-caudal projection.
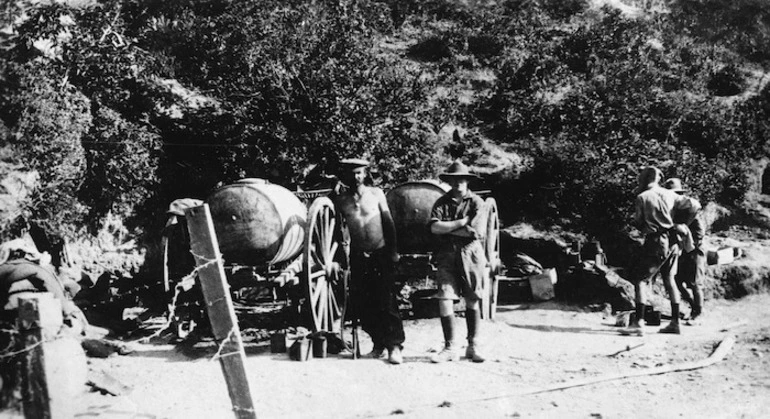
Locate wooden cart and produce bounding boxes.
[163,178,349,334]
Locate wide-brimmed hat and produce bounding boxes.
[339,158,370,169]
[663,178,687,194]
[439,160,479,181]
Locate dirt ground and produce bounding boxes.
[4,290,767,419]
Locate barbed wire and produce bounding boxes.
[134,253,221,344]
[0,327,20,356]
[210,327,237,362]
[0,326,66,359]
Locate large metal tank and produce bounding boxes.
[206,178,307,265]
[386,180,450,254]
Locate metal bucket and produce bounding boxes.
[386,180,450,254]
[206,179,307,265]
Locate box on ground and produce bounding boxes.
[707,247,735,265]
[528,268,557,301]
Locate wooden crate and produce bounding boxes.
[528,268,557,301]
[495,276,532,304]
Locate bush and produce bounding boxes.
[407,36,453,62]
[78,106,162,228]
[707,64,745,96]
[10,64,92,235]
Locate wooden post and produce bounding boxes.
[19,293,85,419]
[185,204,257,419]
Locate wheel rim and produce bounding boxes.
[304,197,346,332]
[485,197,501,274]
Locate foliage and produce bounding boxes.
[482,6,768,237]
[1,0,770,277]
[78,106,162,229]
[132,0,439,196]
[9,64,91,235]
[671,0,770,65]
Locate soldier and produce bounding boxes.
[664,178,706,320]
[334,158,405,364]
[626,167,700,335]
[427,160,486,363]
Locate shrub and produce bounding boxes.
[707,64,746,96]
[78,106,163,228]
[10,65,92,235]
[407,36,453,62]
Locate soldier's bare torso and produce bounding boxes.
[335,186,387,252]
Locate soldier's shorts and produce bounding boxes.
[433,241,487,301]
[629,231,678,284]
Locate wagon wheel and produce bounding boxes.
[483,197,501,319]
[304,197,347,333]
[484,197,501,274]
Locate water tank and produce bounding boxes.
[386,180,449,254]
[206,179,306,265]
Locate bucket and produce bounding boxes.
[311,334,327,358]
[644,309,662,326]
[270,332,287,353]
[289,337,312,361]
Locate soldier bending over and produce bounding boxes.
[664,178,706,320]
[627,167,700,335]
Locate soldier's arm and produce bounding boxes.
[689,215,705,246]
[447,196,483,239]
[431,218,469,235]
[428,198,468,235]
[376,189,399,261]
[674,196,702,226]
[632,195,644,230]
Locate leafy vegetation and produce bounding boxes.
[1,0,769,275]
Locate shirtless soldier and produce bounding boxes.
[334,158,405,364]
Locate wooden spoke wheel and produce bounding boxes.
[484,197,501,274]
[304,197,347,333]
[482,197,501,319]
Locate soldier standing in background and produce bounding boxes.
[626,167,701,335]
[664,178,706,320]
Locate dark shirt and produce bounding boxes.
[689,216,705,247]
[428,190,485,251]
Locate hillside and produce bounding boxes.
[2,2,770,417]
[1,0,770,297]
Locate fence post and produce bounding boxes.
[185,204,257,419]
[18,293,85,419]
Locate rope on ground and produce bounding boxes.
[518,335,734,396]
[362,335,736,418]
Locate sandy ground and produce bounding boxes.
[7,291,763,419]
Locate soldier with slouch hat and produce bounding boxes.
[664,178,706,320]
[427,160,487,363]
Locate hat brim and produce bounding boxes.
[439,173,479,180]
[340,158,370,168]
